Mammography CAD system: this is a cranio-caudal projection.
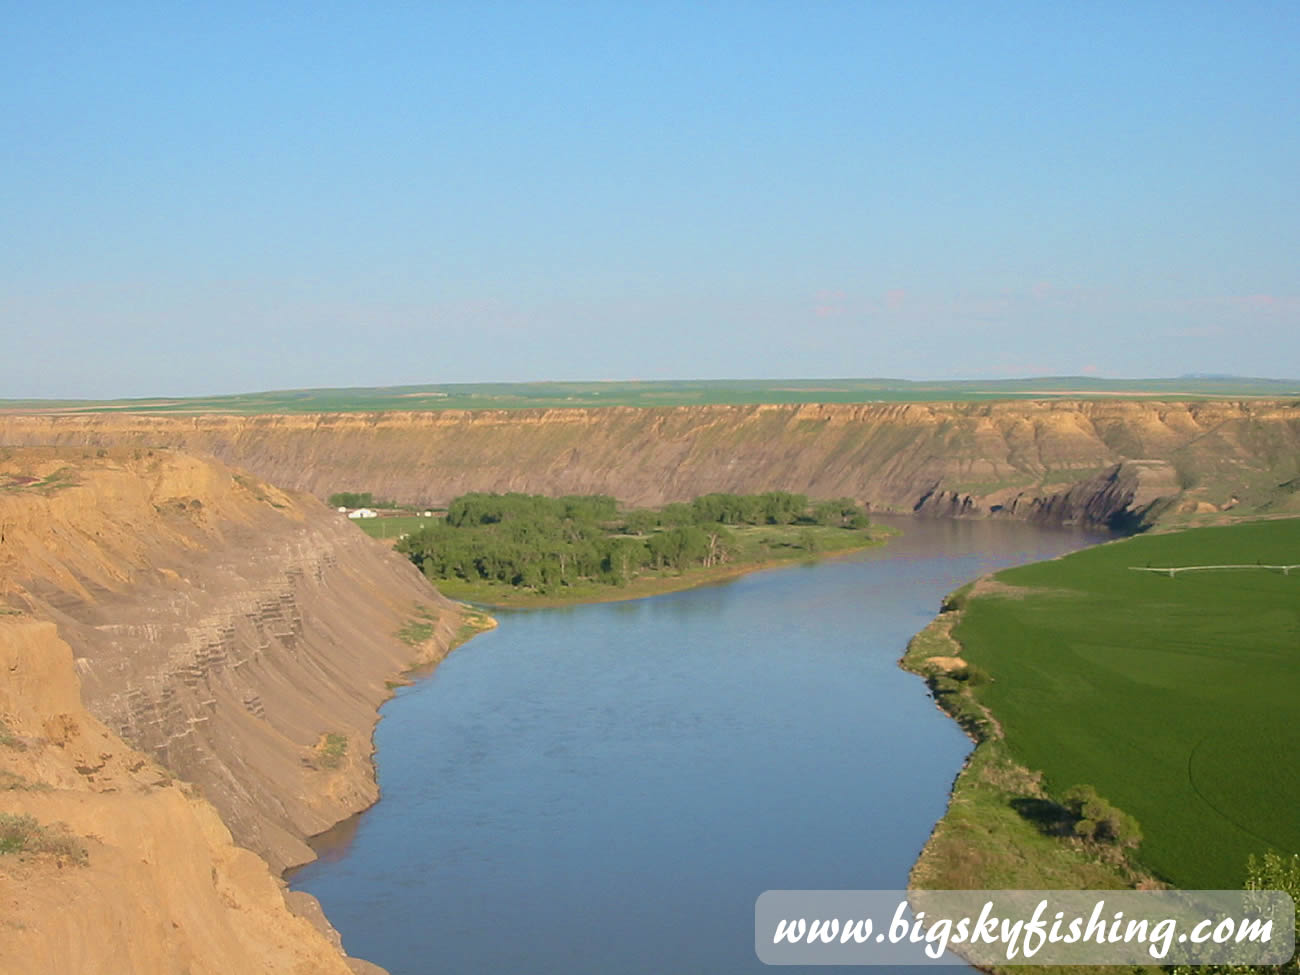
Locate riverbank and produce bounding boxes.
[383,603,497,687]
[901,518,1300,971]
[924,519,1299,888]
[900,596,1152,889]
[900,592,1159,975]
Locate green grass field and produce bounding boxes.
[4,376,1298,414]
[353,515,436,540]
[953,518,1300,888]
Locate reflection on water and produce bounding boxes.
[296,810,365,866]
[292,515,1102,974]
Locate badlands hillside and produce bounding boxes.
[0,447,470,973]
[4,399,1299,530]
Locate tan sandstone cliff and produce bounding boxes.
[4,399,1298,529]
[0,447,471,972]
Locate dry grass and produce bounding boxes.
[0,770,49,792]
[0,720,23,750]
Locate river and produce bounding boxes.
[291,516,1102,973]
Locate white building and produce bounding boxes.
[347,508,378,519]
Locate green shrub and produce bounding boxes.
[1062,785,1143,848]
[940,582,974,613]
[925,673,992,740]
[949,663,991,685]
[0,813,88,864]
[318,733,348,769]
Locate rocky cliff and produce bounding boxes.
[0,447,470,972]
[4,399,1298,529]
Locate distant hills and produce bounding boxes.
[3,376,1298,415]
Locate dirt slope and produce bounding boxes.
[0,447,472,972]
[0,618,371,975]
[0,447,466,871]
[4,399,1298,528]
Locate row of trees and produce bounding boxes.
[445,493,618,527]
[647,492,869,530]
[327,491,399,509]
[397,491,871,592]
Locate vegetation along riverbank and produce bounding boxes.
[903,517,1300,895]
[389,490,889,608]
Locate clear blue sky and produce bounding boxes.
[4,2,1297,398]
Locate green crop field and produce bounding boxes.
[3,376,1298,415]
[953,518,1300,888]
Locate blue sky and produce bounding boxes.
[3,2,1298,397]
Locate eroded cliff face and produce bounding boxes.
[0,447,470,972]
[0,447,466,870]
[4,399,1298,529]
[0,619,365,975]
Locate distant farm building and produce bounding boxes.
[347,508,378,519]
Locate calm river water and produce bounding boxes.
[291,516,1101,974]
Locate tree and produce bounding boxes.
[622,508,659,535]
[811,500,844,526]
[600,537,647,584]
[704,526,734,567]
[758,491,808,524]
[1170,852,1300,975]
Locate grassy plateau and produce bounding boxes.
[4,376,1298,414]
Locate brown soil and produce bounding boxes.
[0,447,474,972]
[0,619,364,974]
